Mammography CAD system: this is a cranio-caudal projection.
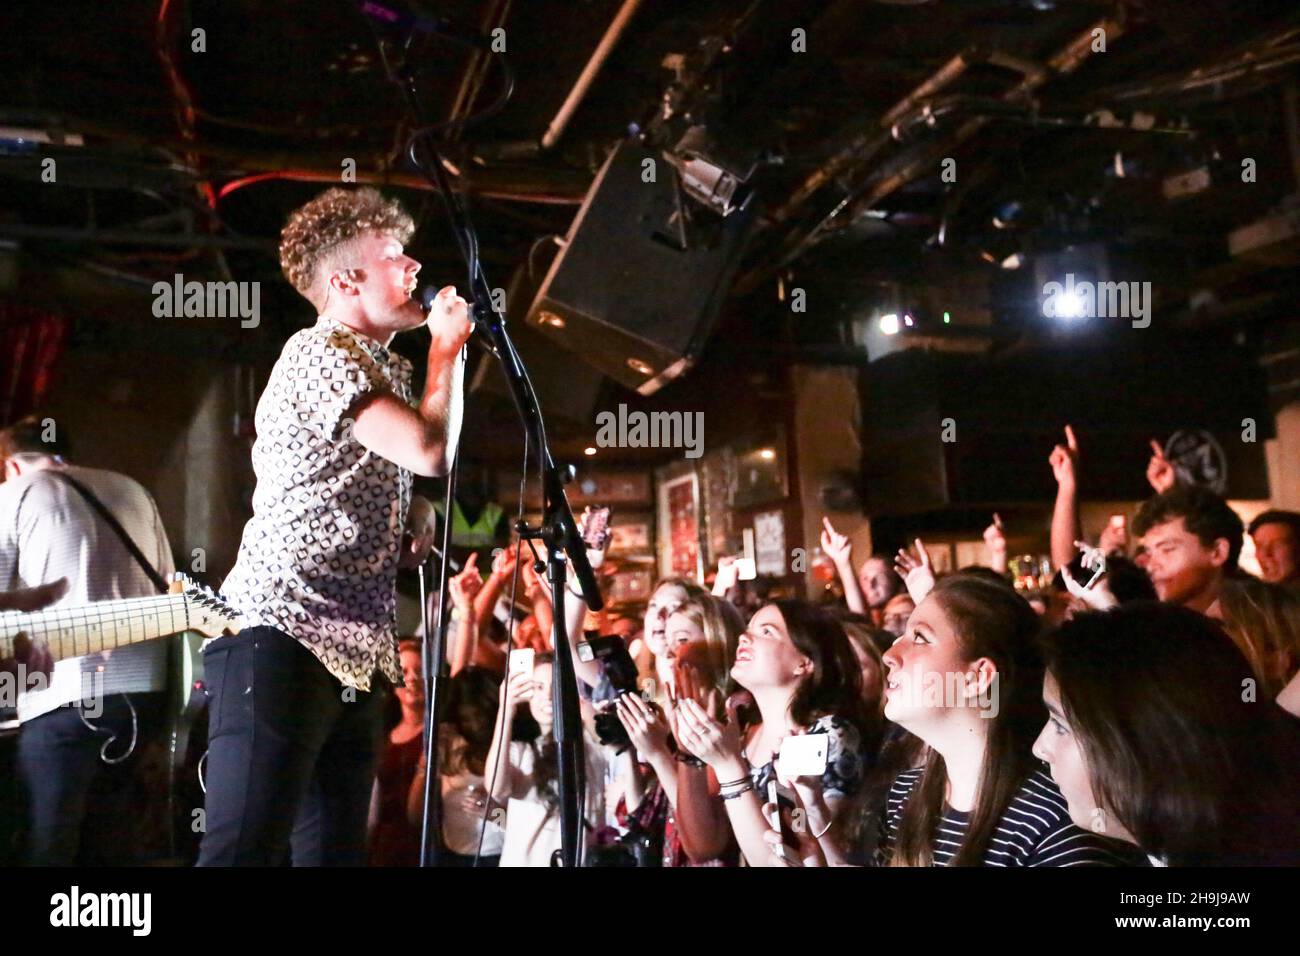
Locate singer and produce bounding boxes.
[198,187,472,866]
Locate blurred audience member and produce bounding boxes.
[1037,604,1300,865]
[1248,510,1300,587]
[1217,576,1300,699]
[369,640,426,867]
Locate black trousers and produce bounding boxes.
[196,626,384,867]
[17,692,167,866]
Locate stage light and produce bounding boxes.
[584,446,597,456]
[943,311,952,324]
[879,313,901,335]
[903,313,914,327]
[538,311,566,329]
[758,448,776,460]
[1045,286,1087,320]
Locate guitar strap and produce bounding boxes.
[55,472,169,595]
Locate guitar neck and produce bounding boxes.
[0,593,190,663]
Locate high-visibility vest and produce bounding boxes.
[434,499,504,549]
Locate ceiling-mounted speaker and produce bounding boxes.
[525,140,757,395]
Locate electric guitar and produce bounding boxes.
[0,574,241,668]
[0,575,240,862]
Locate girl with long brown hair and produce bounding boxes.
[875,575,1131,866]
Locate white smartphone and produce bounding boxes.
[508,648,535,679]
[737,529,757,581]
[777,733,830,778]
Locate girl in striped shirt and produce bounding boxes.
[873,574,1134,866]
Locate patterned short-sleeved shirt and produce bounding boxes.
[222,316,413,690]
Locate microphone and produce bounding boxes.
[357,1,490,50]
[421,286,490,337]
[420,286,441,313]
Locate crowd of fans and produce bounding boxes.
[371,426,1300,867]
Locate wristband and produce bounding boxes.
[674,751,706,769]
[717,776,750,791]
[720,781,754,801]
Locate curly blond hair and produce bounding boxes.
[279,187,415,309]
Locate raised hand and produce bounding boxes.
[518,553,546,602]
[1048,424,1079,489]
[820,517,854,567]
[983,513,1007,560]
[491,543,518,581]
[575,506,612,570]
[614,693,672,762]
[1146,439,1176,494]
[500,666,537,711]
[425,286,473,359]
[712,555,740,597]
[1060,566,1120,611]
[448,552,483,610]
[894,538,937,604]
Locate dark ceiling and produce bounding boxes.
[3,0,1300,465]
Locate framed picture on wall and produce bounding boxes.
[732,431,788,508]
[753,509,787,577]
[608,515,652,555]
[657,471,701,582]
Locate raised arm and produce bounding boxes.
[483,670,531,807]
[983,513,1008,576]
[351,287,470,477]
[821,517,867,614]
[474,544,518,627]
[447,553,483,677]
[1049,425,1083,571]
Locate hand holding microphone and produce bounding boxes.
[423,285,473,358]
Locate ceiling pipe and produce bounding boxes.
[541,0,644,151]
[774,15,1127,274]
[446,0,514,142]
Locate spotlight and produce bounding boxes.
[1050,289,1087,320]
[584,446,598,456]
[879,313,901,335]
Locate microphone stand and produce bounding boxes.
[379,34,603,869]
[416,457,458,868]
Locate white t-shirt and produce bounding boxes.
[0,465,174,721]
[499,731,610,867]
[441,766,505,857]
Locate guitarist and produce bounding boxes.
[201,187,469,866]
[0,417,176,865]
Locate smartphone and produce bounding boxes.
[736,528,757,580]
[580,506,612,551]
[777,733,830,778]
[508,648,535,679]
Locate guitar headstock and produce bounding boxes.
[172,574,241,638]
